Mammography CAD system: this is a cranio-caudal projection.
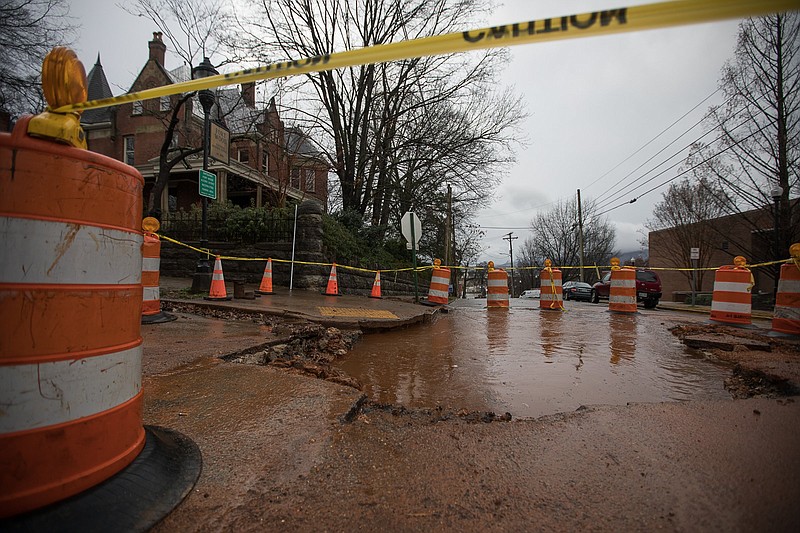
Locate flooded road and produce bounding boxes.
[334,299,734,418]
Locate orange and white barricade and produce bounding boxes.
[487,264,509,308]
[609,267,637,313]
[141,217,176,323]
[426,259,450,305]
[710,256,753,326]
[539,260,563,310]
[0,116,147,516]
[772,244,800,336]
[256,258,275,295]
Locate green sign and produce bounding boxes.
[199,169,217,199]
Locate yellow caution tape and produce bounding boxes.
[55,0,796,114]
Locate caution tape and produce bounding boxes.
[55,0,795,114]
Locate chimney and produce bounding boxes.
[241,82,256,107]
[148,32,166,66]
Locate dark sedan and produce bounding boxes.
[562,281,593,302]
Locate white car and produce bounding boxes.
[520,289,540,299]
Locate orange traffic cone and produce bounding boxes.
[205,256,232,301]
[323,263,339,296]
[370,271,382,299]
[256,258,275,295]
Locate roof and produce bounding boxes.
[81,55,114,125]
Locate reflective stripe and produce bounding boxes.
[774,306,800,320]
[609,295,636,304]
[487,279,507,287]
[428,289,448,298]
[212,272,225,280]
[711,300,750,313]
[431,276,449,284]
[143,286,159,301]
[141,257,160,272]
[0,345,142,433]
[610,279,636,288]
[540,293,562,301]
[0,217,142,285]
[777,279,800,293]
[713,281,751,292]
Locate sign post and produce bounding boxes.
[401,212,422,304]
[690,247,700,306]
[199,169,217,200]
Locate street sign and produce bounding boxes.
[690,247,700,260]
[210,123,230,164]
[400,212,422,245]
[199,169,217,200]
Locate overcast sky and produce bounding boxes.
[70,0,742,264]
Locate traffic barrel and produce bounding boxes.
[141,217,176,324]
[539,259,563,310]
[487,263,509,308]
[205,256,232,301]
[710,256,753,326]
[0,116,147,516]
[771,244,800,336]
[609,265,637,313]
[426,259,450,305]
[370,271,382,299]
[256,258,275,295]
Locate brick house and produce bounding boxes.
[649,201,799,301]
[81,32,328,216]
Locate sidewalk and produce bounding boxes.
[657,300,774,320]
[159,276,437,331]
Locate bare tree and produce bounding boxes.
[690,13,799,260]
[227,0,524,245]
[645,177,727,290]
[522,198,616,283]
[0,0,76,119]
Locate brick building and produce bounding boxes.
[81,33,328,216]
[649,201,799,302]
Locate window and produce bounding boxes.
[290,167,300,189]
[304,168,315,192]
[169,134,178,150]
[132,101,142,115]
[160,96,170,112]
[124,136,135,165]
[261,150,268,171]
[238,149,249,163]
[721,241,729,250]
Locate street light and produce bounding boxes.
[771,186,784,299]
[190,56,218,293]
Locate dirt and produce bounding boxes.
[670,323,800,399]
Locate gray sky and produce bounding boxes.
[70,0,742,264]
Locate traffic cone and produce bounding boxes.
[370,271,382,299]
[323,263,339,296]
[205,256,232,301]
[256,258,275,295]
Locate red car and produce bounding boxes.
[591,269,662,309]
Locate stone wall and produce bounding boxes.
[159,200,423,296]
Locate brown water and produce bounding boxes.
[334,299,733,418]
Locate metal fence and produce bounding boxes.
[160,211,294,243]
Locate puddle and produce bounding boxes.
[333,299,733,418]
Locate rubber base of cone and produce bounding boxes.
[141,312,178,325]
[2,426,201,531]
[370,295,383,299]
[421,299,444,307]
[322,292,340,296]
[255,290,274,295]
[204,296,232,301]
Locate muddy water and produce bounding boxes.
[334,299,733,418]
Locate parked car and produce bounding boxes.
[520,288,540,299]
[591,269,662,309]
[562,281,593,301]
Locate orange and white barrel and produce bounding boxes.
[609,268,637,313]
[427,266,450,305]
[539,268,563,310]
[142,230,162,319]
[772,261,800,335]
[0,117,146,517]
[487,269,509,308]
[710,265,752,326]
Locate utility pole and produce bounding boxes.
[445,183,453,296]
[577,189,585,283]
[503,232,518,298]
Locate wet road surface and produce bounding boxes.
[335,298,735,418]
